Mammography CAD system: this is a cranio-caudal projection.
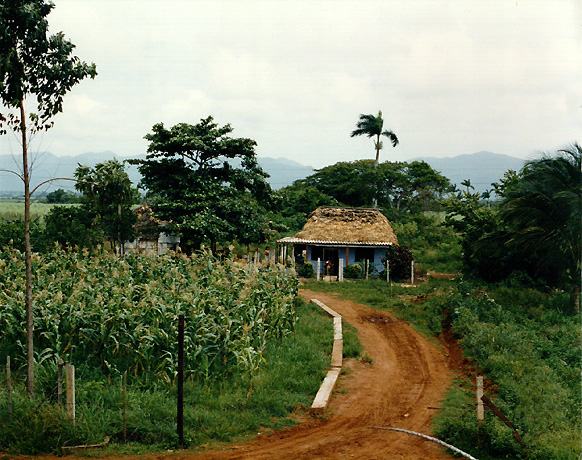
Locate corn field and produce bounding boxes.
[0,248,298,382]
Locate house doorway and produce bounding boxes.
[322,247,339,277]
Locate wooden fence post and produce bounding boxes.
[476,376,484,422]
[365,260,369,280]
[177,314,185,447]
[6,356,12,415]
[317,258,321,281]
[386,261,390,283]
[338,258,344,282]
[57,358,64,409]
[66,363,75,424]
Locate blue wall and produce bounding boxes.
[306,246,386,275]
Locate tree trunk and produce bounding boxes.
[21,100,34,398]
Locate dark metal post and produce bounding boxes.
[177,314,185,447]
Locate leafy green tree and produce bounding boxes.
[41,206,103,251]
[0,0,96,396]
[74,160,138,254]
[351,111,399,167]
[133,117,273,252]
[45,188,77,203]
[301,159,449,214]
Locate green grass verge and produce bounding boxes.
[0,299,335,455]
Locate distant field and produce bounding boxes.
[0,200,77,219]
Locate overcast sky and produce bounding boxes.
[2,0,581,168]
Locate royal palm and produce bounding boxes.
[351,111,399,167]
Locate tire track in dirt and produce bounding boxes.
[171,289,456,460]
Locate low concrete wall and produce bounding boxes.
[310,299,343,415]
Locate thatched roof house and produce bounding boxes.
[278,207,398,276]
[124,204,180,254]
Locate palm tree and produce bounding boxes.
[460,179,474,192]
[500,143,581,310]
[351,111,399,167]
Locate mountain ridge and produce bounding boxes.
[0,150,526,195]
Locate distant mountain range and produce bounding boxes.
[412,151,527,194]
[0,150,526,196]
[0,152,315,196]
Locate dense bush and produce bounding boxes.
[344,263,363,279]
[296,260,315,278]
[382,244,413,281]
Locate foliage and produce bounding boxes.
[0,248,298,381]
[41,205,103,251]
[0,299,336,454]
[132,117,273,251]
[296,260,315,278]
[498,144,581,290]
[391,213,462,273]
[344,263,363,279]
[300,159,450,213]
[383,244,414,281]
[0,0,97,134]
[273,183,338,231]
[0,217,43,251]
[436,282,581,459]
[74,160,138,251]
[443,144,582,294]
[44,189,78,204]
[350,110,399,165]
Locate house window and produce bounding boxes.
[354,247,374,262]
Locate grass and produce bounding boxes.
[0,199,76,219]
[0,299,338,455]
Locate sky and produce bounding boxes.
[2,0,581,168]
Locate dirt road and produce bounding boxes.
[177,289,455,460]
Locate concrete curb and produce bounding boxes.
[310,299,343,415]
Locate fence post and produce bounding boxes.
[177,314,185,447]
[66,363,75,424]
[123,371,127,442]
[477,376,484,422]
[386,261,390,283]
[411,260,415,285]
[6,356,12,415]
[57,358,64,409]
[317,258,321,281]
[365,260,369,280]
[339,258,344,282]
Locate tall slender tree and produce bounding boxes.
[0,0,96,397]
[350,111,399,167]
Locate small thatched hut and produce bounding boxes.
[278,207,398,275]
[123,204,180,254]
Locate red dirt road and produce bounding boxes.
[176,289,456,460]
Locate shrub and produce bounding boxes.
[296,261,315,278]
[344,263,363,279]
[383,244,413,281]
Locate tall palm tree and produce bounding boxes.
[351,111,399,167]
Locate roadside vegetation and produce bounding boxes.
[0,249,339,453]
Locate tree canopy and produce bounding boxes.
[133,117,273,251]
[299,159,450,214]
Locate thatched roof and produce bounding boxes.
[134,204,163,241]
[278,207,398,246]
